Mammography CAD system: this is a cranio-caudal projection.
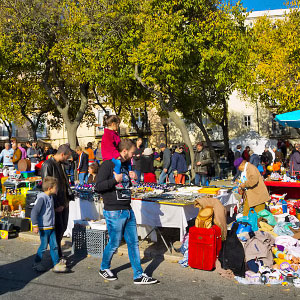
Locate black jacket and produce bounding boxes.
[78,152,89,173]
[133,147,144,171]
[140,155,155,173]
[41,157,72,208]
[95,160,131,211]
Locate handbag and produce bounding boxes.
[235,221,253,242]
[237,208,258,232]
[195,206,213,229]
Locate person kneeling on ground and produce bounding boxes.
[31,176,69,273]
[234,158,270,216]
[95,139,158,285]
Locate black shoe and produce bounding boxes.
[99,269,118,281]
[134,273,158,285]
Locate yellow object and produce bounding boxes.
[0,230,9,239]
[274,258,291,265]
[7,194,25,210]
[198,188,220,195]
[267,165,273,172]
[20,187,30,197]
[259,222,278,237]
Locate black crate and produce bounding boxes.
[72,227,108,258]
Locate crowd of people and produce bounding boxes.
[230,141,300,183]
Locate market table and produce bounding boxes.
[264,181,300,199]
[64,196,100,237]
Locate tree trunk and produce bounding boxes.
[65,122,79,150]
[168,111,195,177]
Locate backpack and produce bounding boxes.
[195,207,213,229]
[218,222,246,277]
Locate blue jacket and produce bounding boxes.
[31,192,55,230]
[172,151,188,174]
[0,148,14,166]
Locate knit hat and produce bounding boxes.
[234,157,244,169]
[143,148,153,156]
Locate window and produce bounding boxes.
[97,109,111,129]
[244,115,251,127]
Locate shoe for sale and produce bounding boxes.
[99,269,118,281]
[32,263,47,272]
[52,261,70,273]
[134,273,158,285]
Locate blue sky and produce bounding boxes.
[232,0,287,11]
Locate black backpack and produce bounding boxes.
[218,222,245,277]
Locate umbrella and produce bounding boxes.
[274,110,300,128]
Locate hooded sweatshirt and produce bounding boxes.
[101,128,121,161]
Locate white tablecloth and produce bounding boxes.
[131,200,199,241]
[131,192,239,241]
[64,197,100,237]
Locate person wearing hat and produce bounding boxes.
[158,143,174,184]
[153,152,163,181]
[171,145,188,184]
[234,158,269,216]
[140,148,156,183]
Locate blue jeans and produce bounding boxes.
[65,168,75,185]
[78,172,88,185]
[195,173,209,186]
[35,229,60,266]
[134,170,142,183]
[158,170,175,184]
[101,209,143,280]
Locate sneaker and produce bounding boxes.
[134,273,158,285]
[32,263,47,272]
[52,261,70,273]
[99,269,118,281]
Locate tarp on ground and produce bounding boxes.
[274,110,300,128]
[229,130,277,155]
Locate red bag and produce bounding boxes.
[188,225,222,271]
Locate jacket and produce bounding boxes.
[194,149,212,174]
[242,150,250,162]
[140,155,155,173]
[95,160,131,211]
[41,157,72,208]
[162,148,172,173]
[101,128,121,161]
[19,146,27,159]
[31,192,55,230]
[154,159,163,179]
[234,150,242,160]
[77,152,89,173]
[171,150,188,174]
[12,148,22,164]
[244,231,275,267]
[289,150,300,174]
[244,163,270,207]
[133,147,144,171]
[27,147,42,163]
[86,148,95,161]
[0,148,14,166]
[249,154,260,167]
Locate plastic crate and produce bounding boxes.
[20,171,35,179]
[72,226,108,258]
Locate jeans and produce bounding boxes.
[65,168,75,185]
[55,206,69,258]
[134,169,142,183]
[158,170,175,184]
[35,229,60,266]
[78,172,88,185]
[101,209,143,280]
[233,169,241,182]
[195,173,209,186]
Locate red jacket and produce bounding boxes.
[101,128,121,161]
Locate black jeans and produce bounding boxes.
[55,206,69,258]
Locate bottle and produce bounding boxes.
[282,199,288,214]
